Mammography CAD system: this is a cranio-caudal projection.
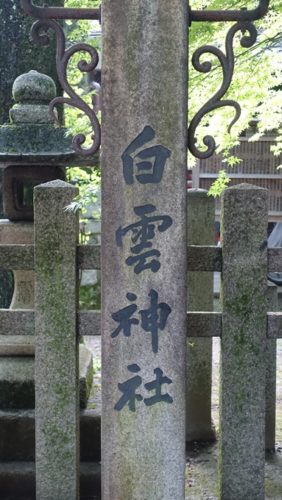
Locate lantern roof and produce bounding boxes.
[0,70,99,167]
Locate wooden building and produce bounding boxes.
[192,129,282,223]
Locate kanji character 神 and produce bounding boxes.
[110,289,171,353]
[139,289,171,353]
[111,293,138,338]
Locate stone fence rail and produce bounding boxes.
[0,245,282,340]
[0,309,282,339]
[0,181,279,499]
[1,243,282,272]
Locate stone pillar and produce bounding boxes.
[102,1,188,499]
[34,180,79,500]
[265,281,277,452]
[186,189,216,442]
[219,184,268,500]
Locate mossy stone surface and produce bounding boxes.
[12,70,56,104]
[34,180,79,498]
[186,189,216,443]
[102,1,188,498]
[79,345,94,409]
[220,184,268,500]
[0,0,64,126]
[0,345,94,410]
[0,124,73,158]
[0,357,34,409]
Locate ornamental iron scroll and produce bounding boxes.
[188,21,257,160]
[21,1,101,156]
[187,0,269,159]
[20,0,270,159]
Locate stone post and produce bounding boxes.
[102,1,188,499]
[219,184,268,499]
[34,180,79,500]
[265,281,277,451]
[186,189,216,442]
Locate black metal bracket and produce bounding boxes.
[190,0,270,23]
[30,18,101,156]
[188,21,257,159]
[20,1,270,159]
[20,0,100,21]
[21,0,269,24]
[20,1,101,156]
[188,1,270,158]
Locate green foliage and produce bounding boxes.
[188,0,282,170]
[65,0,100,46]
[60,1,280,312]
[65,167,101,245]
[66,167,101,217]
[208,169,231,197]
[79,281,101,310]
[63,0,281,196]
[93,357,102,375]
[63,0,102,227]
[223,155,242,168]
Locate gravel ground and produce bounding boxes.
[185,338,282,499]
[84,335,282,499]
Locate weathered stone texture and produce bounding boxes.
[0,0,64,125]
[34,180,79,500]
[0,220,33,310]
[0,357,34,409]
[0,342,93,410]
[186,189,215,442]
[102,1,188,499]
[220,184,268,500]
[265,282,277,451]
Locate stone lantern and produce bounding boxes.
[0,70,94,409]
[0,70,88,220]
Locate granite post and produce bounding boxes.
[186,189,216,442]
[34,180,79,499]
[219,184,268,499]
[102,1,188,498]
[265,281,277,451]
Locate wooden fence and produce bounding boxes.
[1,180,282,498]
[193,134,282,222]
